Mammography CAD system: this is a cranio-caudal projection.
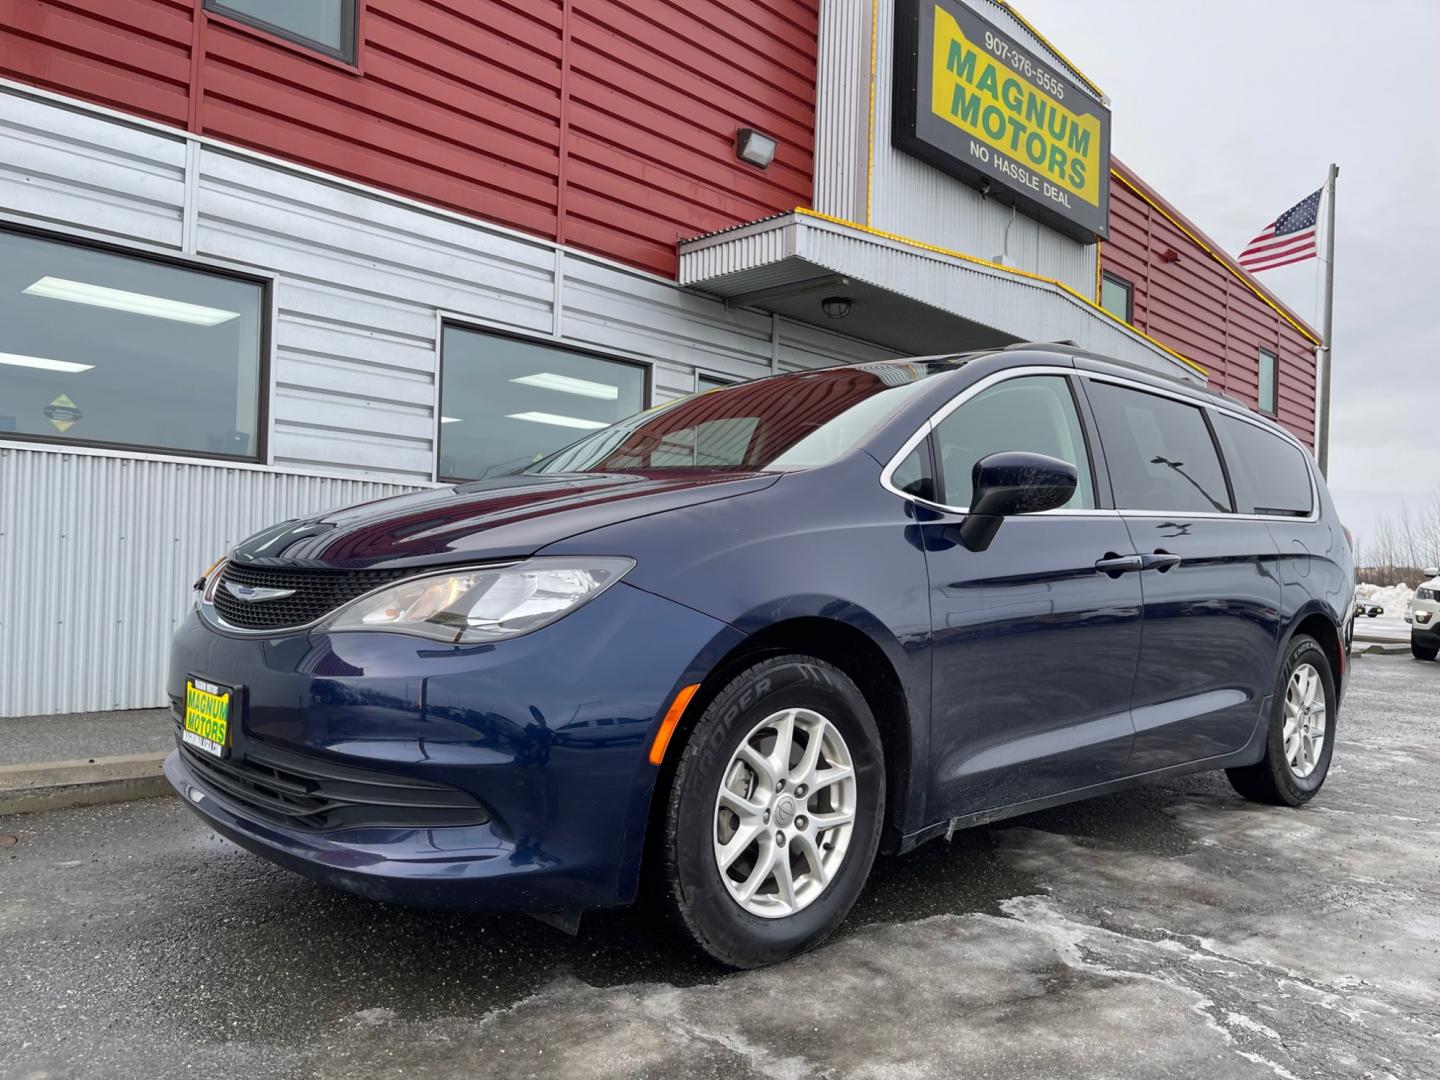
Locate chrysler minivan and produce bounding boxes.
[166,345,1354,967]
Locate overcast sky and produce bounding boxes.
[1018,0,1440,544]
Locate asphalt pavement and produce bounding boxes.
[3,651,1438,1079]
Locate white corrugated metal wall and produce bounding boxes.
[0,82,894,716]
[813,0,1101,296]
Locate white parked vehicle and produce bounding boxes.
[1405,569,1440,661]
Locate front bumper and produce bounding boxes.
[166,581,743,912]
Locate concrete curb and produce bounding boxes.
[1352,640,1411,656]
[0,752,173,816]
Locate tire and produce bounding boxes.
[1413,641,1439,661]
[1226,634,1336,806]
[659,654,885,968]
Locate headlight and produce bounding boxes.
[316,557,634,643]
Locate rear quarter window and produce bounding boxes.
[1213,413,1314,517]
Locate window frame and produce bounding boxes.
[203,0,362,69]
[0,221,273,466]
[1099,271,1134,323]
[880,367,1103,517]
[879,365,1319,524]
[1257,347,1279,416]
[435,319,653,485]
[695,369,741,393]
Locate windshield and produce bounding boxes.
[524,362,958,475]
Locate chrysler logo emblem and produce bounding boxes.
[224,582,296,603]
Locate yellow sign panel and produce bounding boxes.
[44,393,83,434]
[929,6,1102,209]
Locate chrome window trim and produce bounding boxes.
[879,365,1321,524]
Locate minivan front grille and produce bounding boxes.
[175,731,490,832]
[212,562,413,631]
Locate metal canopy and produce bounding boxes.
[679,212,1203,381]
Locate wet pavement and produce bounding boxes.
[3,651,1438,1079]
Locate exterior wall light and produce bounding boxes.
[821,296,851,320]
[736,128,777,169]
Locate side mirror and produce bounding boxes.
[957,451,1078,552]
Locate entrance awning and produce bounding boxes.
[679,210,1206,382]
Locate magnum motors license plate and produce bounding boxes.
[182,677,232,759]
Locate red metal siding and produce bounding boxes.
[0,0,816,277]
[1103,161,1320,447]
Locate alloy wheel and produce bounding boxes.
[712,707,858,918]
[1283,662,1327,779]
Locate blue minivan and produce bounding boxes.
[166,345,1354,967]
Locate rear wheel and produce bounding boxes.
[1227,635,1336,806]
[1413,640,1439,661]
[660,654,885,968]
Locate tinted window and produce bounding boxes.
[931,376,1095,510]
[439,327,647,481]
[1214,413,1313,517]
[1086,381,1231,513]
[0,230,265,459]
[890,442,936,502]
[697,372,738,393]
[206,0,357,62]
[530,362,959,476]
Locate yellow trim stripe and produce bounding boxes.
[1109,169,1322,346]
[865,0,879,225]
[1094,238,1103,303]
[997,1,1105,101]
[793,207,1209,377]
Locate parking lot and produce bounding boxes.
[3,650,1438,1080]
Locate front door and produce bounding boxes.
[918,373,1144,821]
[1081,378,1282,770]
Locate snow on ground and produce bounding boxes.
[1355,582,1415,614]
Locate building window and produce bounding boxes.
[0,229,266,461]
[205,0,358,64]
[697,371,739,393]
[1100,272,1133,322]
[439,327,648,481]
[1258,348,1279,415]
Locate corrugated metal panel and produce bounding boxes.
[812,0,871,222]
[2,0,821,279]
[865,0,1098,293]
[0,446,418,716]
[201,1,564,241]
[776,317,898,371]
[0,89,186,247]
[561,251,777,382]
[563,0,818,276]
[1103,164,1317,445]
[0,0,193,127]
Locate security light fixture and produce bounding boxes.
[821,296,852,320]
[23,277,241,326]
[735,128,777,169]
[506,411,610,430]
[511,372,620,400]
[0,351,94,373]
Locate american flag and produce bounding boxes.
[1238,188,1322,273]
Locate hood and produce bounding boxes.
[231,470,780,569]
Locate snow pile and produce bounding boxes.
[1355,582,1415,614]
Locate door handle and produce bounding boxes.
[1141,551,1184,573]
[1094,553,1144,578]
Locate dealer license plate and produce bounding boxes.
[183,677,232,759]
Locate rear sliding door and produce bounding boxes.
[1081,378,1282,772]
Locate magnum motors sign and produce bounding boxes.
[893,0,1111,241]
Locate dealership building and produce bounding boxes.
[0,0,1322,716]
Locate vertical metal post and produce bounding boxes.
[1317,162,1338,476]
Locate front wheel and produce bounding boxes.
[1227,635,1336,806]
[659,654,885,968]
[1413,640,1439,661]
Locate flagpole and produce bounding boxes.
[1316,162,1338,476]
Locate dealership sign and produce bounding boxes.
[893,0,1111,241]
